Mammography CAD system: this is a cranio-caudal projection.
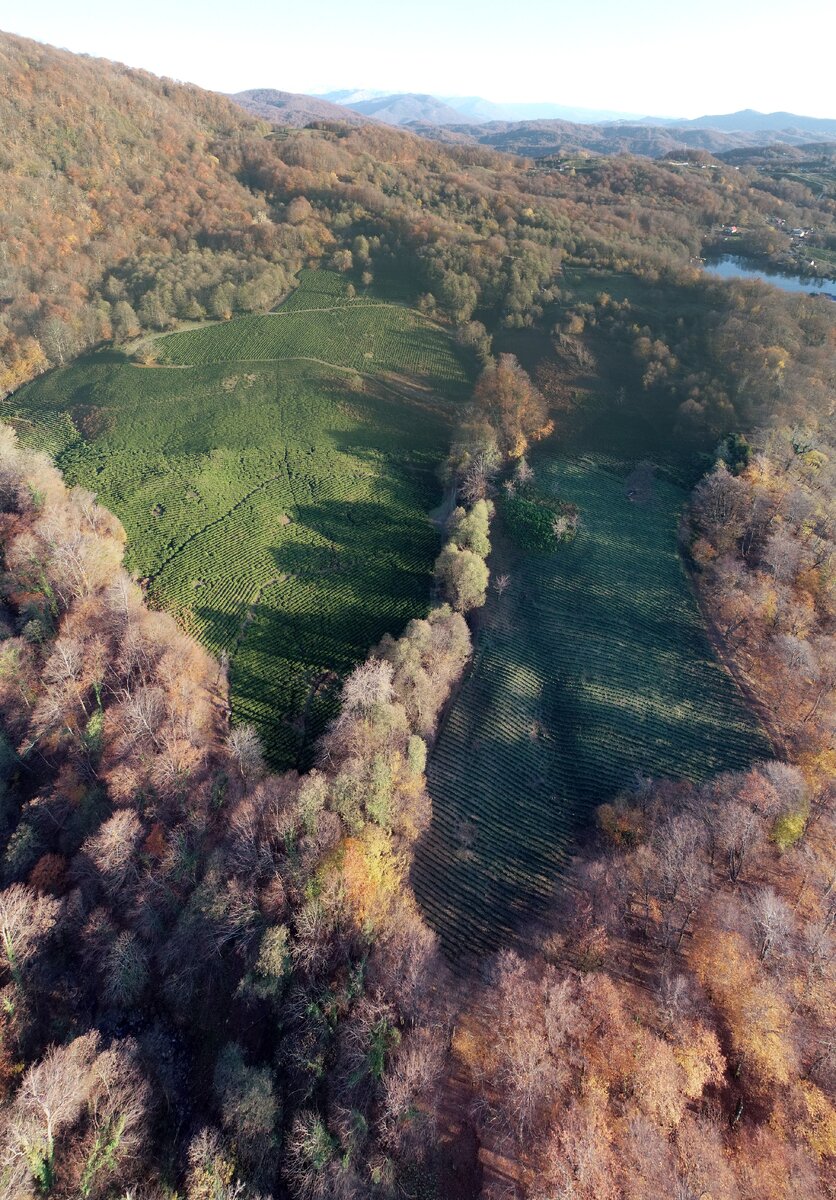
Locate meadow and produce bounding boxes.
[412,454,773,959]
[4,271,468,766]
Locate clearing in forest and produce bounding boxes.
[4,270,469,767]
[412,454,773,960]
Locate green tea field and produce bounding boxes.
[3,271,468,766]
[153,269,467,384]
[412,455,773,959]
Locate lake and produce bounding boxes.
[703,254,836,298]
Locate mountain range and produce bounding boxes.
[230,89,836,158]
[315,89,650,124]
[311,90,836,134]
[333,92,471,125]
[656,108,836,133]
[404,118,836,159]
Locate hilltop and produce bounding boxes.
[230,87,370,126]
[343,92,474,125]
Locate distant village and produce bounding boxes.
[720,219,814,240]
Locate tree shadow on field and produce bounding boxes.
[194,494,440,769]
[412,612,592,966]
[412,486,770,967]
[325,407,448,465]
[268,498,438,584]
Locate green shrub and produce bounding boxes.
[500,493,578,553]
[771,809,806,851]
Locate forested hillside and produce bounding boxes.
[2,29,835,444]
[0,29,834,1200]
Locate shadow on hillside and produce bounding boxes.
[193,493,440,769]
[267,497,438,578]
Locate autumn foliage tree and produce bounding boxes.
[469,354,552,461]
[461,760,835,1198]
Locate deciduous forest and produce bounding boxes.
[0,27,833,1200]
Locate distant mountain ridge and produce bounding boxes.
[312,92,836,133]
[316,90,645,124]
[230,88,369,126]
[317,88,391,105]
[335,92,478,125]
[664,108,836,133]
[408,117,836,158]
[228,87,836,159]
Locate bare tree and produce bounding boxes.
[514,457,534,486]
[340,659,394,715]
[749,887,794,963]
[228,722,266,787]
[763,527,803,583]
[81,810,143,898]
[3,1033,98,1191]
[714,793,763,882]
[0,883,60,986]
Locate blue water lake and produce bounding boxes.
[704,254,836,298]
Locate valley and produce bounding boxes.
[3,270,468,767]
[414,451,772,959]
[0,25,833,1200]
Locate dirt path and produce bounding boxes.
[131,362,193,369]
[263,301,398,317]
[428,482,458,529]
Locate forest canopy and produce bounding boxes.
[0,26,834,1200]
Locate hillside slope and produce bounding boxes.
[347,92,475,125]
[0,30,272,393]
[230,86,370,125]
[7,268,467,769]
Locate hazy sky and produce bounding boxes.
[5,0,835,118]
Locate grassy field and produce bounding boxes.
[412,454,773,960]
[4,271,468,766]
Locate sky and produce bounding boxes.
[4,0,836,119]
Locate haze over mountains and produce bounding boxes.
[313,89,836,134]
[315,89,645,124]
[230,86,836,158]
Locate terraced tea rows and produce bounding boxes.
[154,270,468,391]
[5,271,465,766]
[413,456,773,960]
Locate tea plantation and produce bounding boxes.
[4,271,468,766]
[412,455,773,959]
[154,269,467,384]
